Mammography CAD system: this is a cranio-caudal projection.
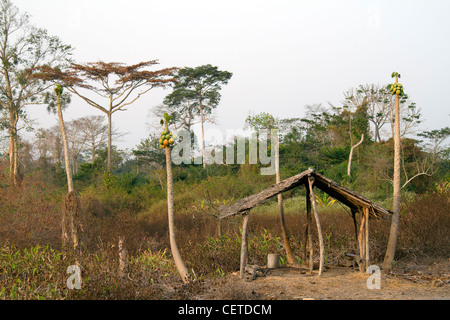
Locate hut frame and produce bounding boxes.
[217,168,392,278]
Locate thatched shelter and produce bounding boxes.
[217,168,392,277]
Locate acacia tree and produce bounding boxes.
[170,65,232,169]
[70,61,178,171]
[0,0,73,185]
[32,61,177,171]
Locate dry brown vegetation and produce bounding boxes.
[0,170,448,300]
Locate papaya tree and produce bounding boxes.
[383,71,403,272]
[0,0,73,185]
[160,113,191,284]
[38,84,80,250]
[28,67,87,250]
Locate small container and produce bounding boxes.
[267,254,280,268]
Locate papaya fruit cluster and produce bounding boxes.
[159,130,175,149]
[390,83,404,96]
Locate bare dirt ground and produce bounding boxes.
[195,258,450,300]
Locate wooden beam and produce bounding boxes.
[218,169,314,218]
[218,169,392,221]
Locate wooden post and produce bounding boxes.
[364,207,370,270]
[305,183,313,272]
[351,209,359,251]
[358,210,366,272]
[240,212,250,279]
[275,133,295,265]
[307,176,325,276]
[118,236,127,278]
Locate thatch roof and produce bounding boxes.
[217,168,392,220]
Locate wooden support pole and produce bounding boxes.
[240,212,250,279]
[305,183,313,272]
[275,133,295,265]
[118,236,127,278]
[308,176,325,276]
[351,209,359,251]
[358,210,366,272]
[365,207,370,270]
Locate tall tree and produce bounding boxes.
[160,113,191,284]
[418,127,450,161]
[383,72,403,272]
[31,61,177,171]
[73,115,108,164]
[343,84,421,142]
[170,65,232,169]
[0,0,73,185]
[245,112,296,265]
[70,61,178,171]
[344,84,390,143]
[50,84,80,250]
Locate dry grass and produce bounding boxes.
[0,172,448,300]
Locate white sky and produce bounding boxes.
[16,0,450,149]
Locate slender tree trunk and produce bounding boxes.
[308,176,325,276]
[306,184,313,272]
[348,134,364,177]
[351,209,359,252]
[91,142,96,164]
[5,68,20,186]
[199,103,206,170]
[217,219,222,237]
[383,77,401,272]
[165,130,191,284]
[8,131,15,185]
[8,109,20,186]
[57,93,80,251]
[365,207,369,270]
[275,133,295,264]
[239,213,250,279]
[57,94,74,193]
[358,211,366,272]
[107,112,112,172]
[118,236,127,278]
[375,125,382,143]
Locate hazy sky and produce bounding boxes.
[15,0,450,149]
